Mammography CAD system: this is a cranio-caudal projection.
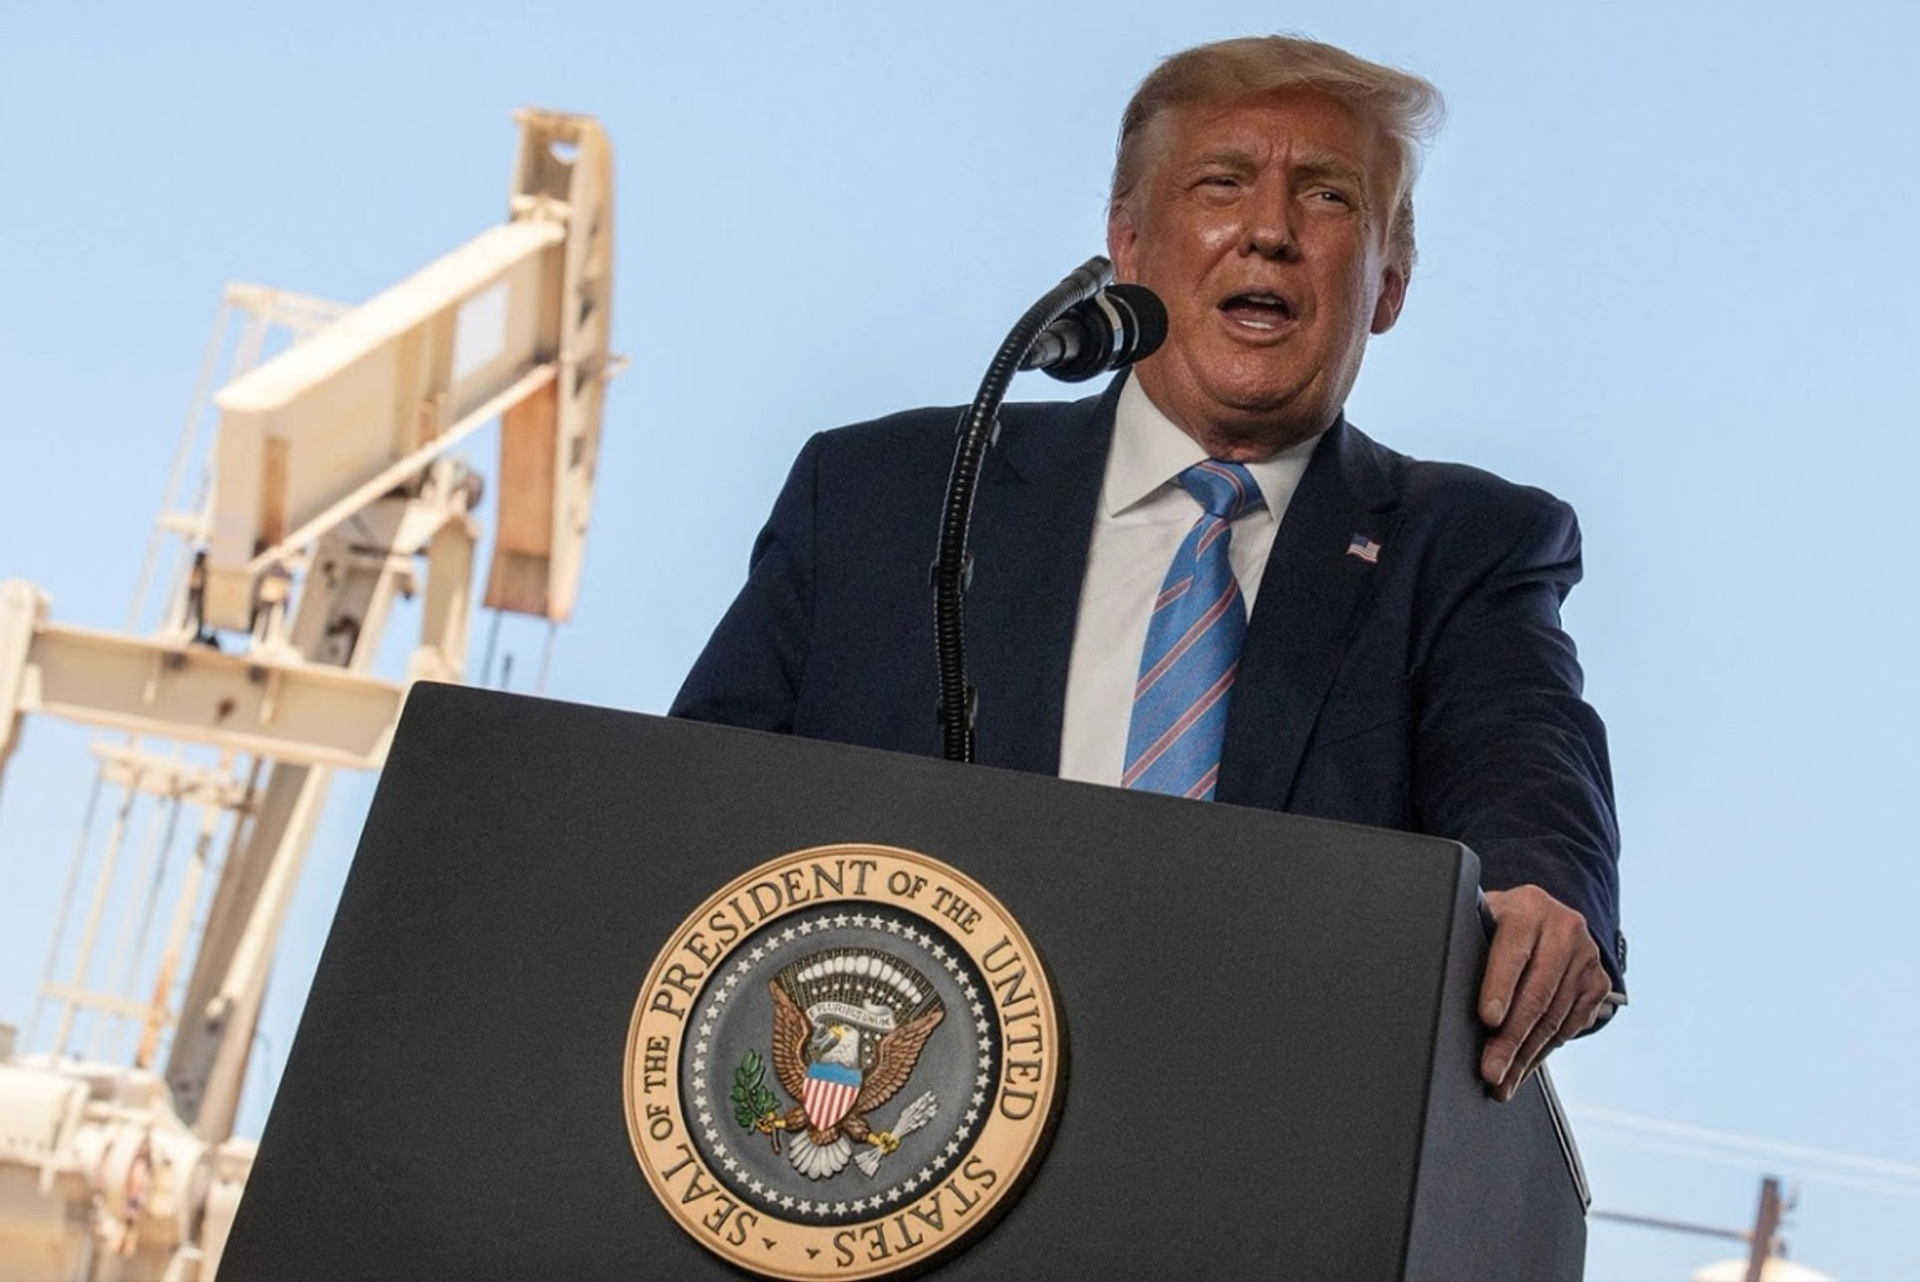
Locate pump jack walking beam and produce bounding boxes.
[0,110,615,1150]
[0,109,612,788]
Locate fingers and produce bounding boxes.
[1497,955,1610,1099]
[1493,953,1582,1100]
[1478,886,1609,1102]
[1478,933,1551,1097]
[1477,888,1539,1032]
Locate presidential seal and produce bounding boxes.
[623,844,1063,1280]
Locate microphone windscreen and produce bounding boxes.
[1105,283,1168,363]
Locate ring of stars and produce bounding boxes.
[683,909,997,1223]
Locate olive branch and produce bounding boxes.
[732,1050,779,1130]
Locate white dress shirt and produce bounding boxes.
[1057,375,1320,787]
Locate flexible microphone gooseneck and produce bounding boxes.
[932,260,1167,763]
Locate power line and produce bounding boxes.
[1583,1129,1920,1202]
[1572,1106,1920,1183]
[1572,1106,1920,1200]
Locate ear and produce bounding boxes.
[1370,264,1407,335]
[1107,202,1140,282]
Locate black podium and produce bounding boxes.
[219,684,1588,1280]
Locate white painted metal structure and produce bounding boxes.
[0,109,615,1281]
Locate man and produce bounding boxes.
[673,35,1623,1101]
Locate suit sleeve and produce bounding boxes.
[669,434,822,731]
[1413,495,1626,996]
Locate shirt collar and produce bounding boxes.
[1106,373,1322,518]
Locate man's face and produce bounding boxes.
[1108,88,1406,459]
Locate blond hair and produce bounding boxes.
[1111,35,1445,275]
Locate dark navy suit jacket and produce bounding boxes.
[672,377,1625,992]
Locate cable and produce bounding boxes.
[1580,1128,1920,1202]
[1571,1106,1920,1184]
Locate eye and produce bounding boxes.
[1301,185,1359,216]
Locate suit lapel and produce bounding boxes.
[963,382,1120,775]
[1218,419,1402,810]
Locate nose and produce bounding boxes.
[1242,182,1299,262]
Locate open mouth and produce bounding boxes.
[1219,291,1294,330]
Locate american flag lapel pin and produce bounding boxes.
[1346,533,1382,564]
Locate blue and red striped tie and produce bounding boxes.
[1123,460,1262,800]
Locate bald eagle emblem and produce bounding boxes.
[734,947,946,1181]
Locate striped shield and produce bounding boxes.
[802,1062,863,1132]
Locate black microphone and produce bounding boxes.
[1020,283,1168,382]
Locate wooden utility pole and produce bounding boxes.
[1597,1173,1832,1281]
[1744,1176,1783,1282]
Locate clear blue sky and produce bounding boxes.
[2,3,1918,1278]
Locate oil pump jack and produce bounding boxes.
[0,109,615,1281]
